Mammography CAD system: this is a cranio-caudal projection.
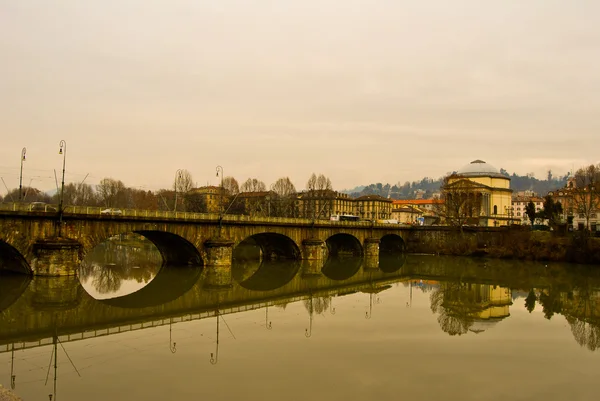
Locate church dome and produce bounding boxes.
[456,160,506,178]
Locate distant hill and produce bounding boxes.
[342,169,570,200]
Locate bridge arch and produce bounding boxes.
[380,234,406,254]
[326,234,363,257]
[379,234,407,273]
[135,231,203,266]
[0,240,32,275]
[233,233,300,261]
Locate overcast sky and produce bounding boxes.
[1,0,599,193]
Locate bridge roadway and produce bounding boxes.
[0,254,588,354]
[0,207,417,276]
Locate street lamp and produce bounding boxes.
[174,169,183,212]
[58,140,67,227]
[19,147,26,202]
[216,165,224,228]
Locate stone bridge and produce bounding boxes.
[0,210,419,279]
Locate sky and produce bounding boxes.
[1,0,599,194]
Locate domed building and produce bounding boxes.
[444,160,514,227]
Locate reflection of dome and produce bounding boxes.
[456,160,505,178]
[468,316,508,334]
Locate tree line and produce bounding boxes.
[0,171,337,217]
[347,169,570,200]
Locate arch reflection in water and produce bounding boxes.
[321,256,362,280]
[232,259,300,291]
[0,274,31,314]
[79,234,163,299]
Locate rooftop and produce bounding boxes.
[456,160,507,179]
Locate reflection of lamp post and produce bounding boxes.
[365,293,381,319]
[210,310,220,365]
[19,147,26,202]
[174,169,183,212]
[58,140,67,227]
[169,319,177,353]
[330,296,336,315]
[216,165,224,230]
[265,306,272,330]
[10,344,15,390]
[305,296,313,338]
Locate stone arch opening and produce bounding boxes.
[135,230,203,267]
[326,234,363,257]
[233,233,300,262]
[379,234,406,273]
[0,240,31,275]
[322,256,362,280]
[379,234,406,254]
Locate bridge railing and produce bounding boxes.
[0,202,409,227]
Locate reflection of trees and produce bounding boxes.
[566,316,600,351]
[430,281,511,336]
[538,289,564,320]
[303,296,331,316]
[430,282,476,336]
[524,289,536,313]
[561,283,600,351]
[79,235,162,295]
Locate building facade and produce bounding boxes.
[444,160,515,227]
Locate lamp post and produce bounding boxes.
[19,147,26,202]
[174,169,183,212]
[58,140,67,228]
[216,165,224,229]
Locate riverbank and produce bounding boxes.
[0,385,21,401]
[407,227,600,265]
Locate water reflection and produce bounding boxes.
[232,259,300,291]
[430,281,512,336]
[5,255,600,399]
[79,234,162,299]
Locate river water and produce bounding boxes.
[1,237,599,401]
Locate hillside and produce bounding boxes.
[342,169,570,200]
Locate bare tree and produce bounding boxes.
[97,178,127,208]
[223,176,239,195]
[571,164,600,230]
[173,169,194,211]
[303,173,334,219]
[437,175,482,228]
[240,178,266,193]
[271,177,297,217]
[173,169,194,193]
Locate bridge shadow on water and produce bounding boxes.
[232,259,301,291]
[98,265,204,309]
[0,274,31,313]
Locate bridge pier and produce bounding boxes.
[204,238,234,288]
[301,239,326,276]
[30,238,82,276]
[31,276,82,310]
[364,238,380,270]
